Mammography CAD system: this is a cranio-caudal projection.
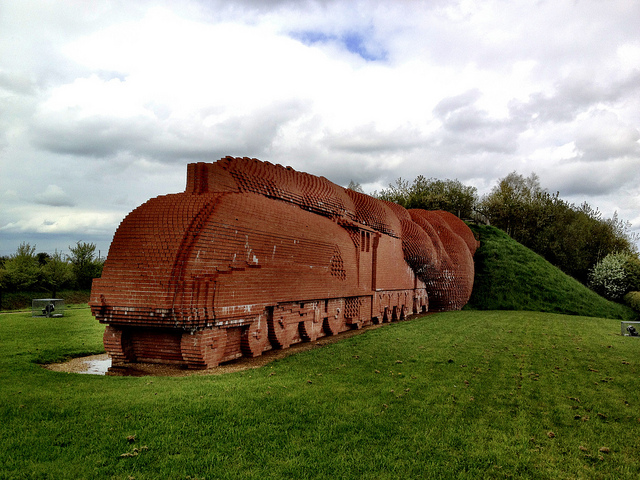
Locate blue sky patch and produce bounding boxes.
[292,29,387,62]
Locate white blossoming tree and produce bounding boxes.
[589,253,632,300]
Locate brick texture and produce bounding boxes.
[90,157,478,369]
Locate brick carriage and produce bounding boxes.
[90,157,477,369]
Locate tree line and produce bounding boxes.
[357,171,640,301]
[0,241,104,298]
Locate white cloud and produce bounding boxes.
[573,109,640,162]
[34,185,75,207]
[0,207,120,235]
[0,0,639,254]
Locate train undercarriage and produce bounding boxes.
[102,288,428,369]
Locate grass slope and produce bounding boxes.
[2,309,640,479]
[467,224,636,320]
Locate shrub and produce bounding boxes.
[622,255,640,292]
[624,291,640,312]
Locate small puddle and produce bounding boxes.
[45,354,113,376]
[78,357,112,375]
[67,356,173,376]
[46,353,191,376]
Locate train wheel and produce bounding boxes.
[205,329,228,367]
[300,319,321,342]
[103,325,130,363]
[323,314,342,335]
[269,316,292,349]
[241,314,269,357]
[181,328,227,369]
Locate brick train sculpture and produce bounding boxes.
[90,157,477,369]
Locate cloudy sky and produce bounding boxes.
[1,0,639,257]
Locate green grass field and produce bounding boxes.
[2,226,638,479]
[2,308,639,479]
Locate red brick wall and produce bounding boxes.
[91,157,478,368]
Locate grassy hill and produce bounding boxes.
[466,224,636,320]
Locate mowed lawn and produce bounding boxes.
[1,308,639,479]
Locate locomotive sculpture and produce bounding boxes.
[90,157,477,369]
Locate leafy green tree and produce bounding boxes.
[405,176,477,218]
[36,252,50,266]
[375,177,411,207]
[544,204,637,283]
[41,250,73,297]
[376,176,477,218]
[478,172,543,239]
[1,243,40,291]
[68,242,103,290]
